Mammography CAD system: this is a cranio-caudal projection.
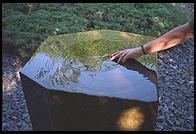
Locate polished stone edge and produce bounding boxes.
[20,73,158,131]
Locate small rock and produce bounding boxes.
[175,120,181,126]
[157,115,165,121]
[2,122,7,129]
[164,76,171,81]
[16,102,20,107]
[169,58,173,62]
[158,59,163,65]
[165,98,170,103]
[165,82,170,86]
[189,76,194,81]
[163,105,169,112]
[188,81,194,86]
[178,79,184,84]
[170,64,178,69]
[7,92,12,96]
[164,53,170,60]
[17,122,22,127]
[12,115,18,120]
[24,113,29,118]
[168,105,175,111]
[158,53,164,59]
[156,124,163,130]
[8,125,15,131]
[187,115,194,120]
[167,119,174,126]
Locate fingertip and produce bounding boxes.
[110,56,117,61]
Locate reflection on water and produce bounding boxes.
[20,30,158,130]
[21,52,157,102]
[20,30,158,102]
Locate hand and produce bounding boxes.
[110,47,143,63]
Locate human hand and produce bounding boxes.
[110,47,143,63]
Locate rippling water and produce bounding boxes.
[21,52,157,102]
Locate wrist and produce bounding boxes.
[141,45,147,54]
[135,47,144,57]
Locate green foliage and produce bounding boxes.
[2,3,188,58]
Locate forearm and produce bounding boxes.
[143,23,194,54]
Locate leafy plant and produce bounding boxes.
[2,3,188,59]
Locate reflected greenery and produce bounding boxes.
[31,30,157,72]
[32,53,81,88]
[21,30,158,101]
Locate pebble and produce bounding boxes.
[187,116,194,120]
[170,64,178,70]
[163,105,169,112]
[178,79,184,84]
[7,92,12,96]
[2,123,7,129]
[2,53,32,131]
[156,3,194,131]
[167,119,174,126]
[158,53,164,59]
[175,120,181,126]
[188,81,194,86]
[156,124,163,130]
[164,76,171,81]
[17,122,22,127]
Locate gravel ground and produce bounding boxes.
[2,3,194,131]
[155,3,194,131]
[2,53,32,131]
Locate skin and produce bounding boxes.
[110,23,194,63]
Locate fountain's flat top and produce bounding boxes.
[20,30,158,102]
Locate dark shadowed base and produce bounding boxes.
[20,73,158,131]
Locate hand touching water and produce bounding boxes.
[110,47,143,63]
[110,22,194,63]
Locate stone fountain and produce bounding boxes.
[20,30,158,131]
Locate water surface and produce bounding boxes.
[20,30,158,102]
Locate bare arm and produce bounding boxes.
[111,23,194,63]
[144,23,194,54]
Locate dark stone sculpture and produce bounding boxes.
[20,30,158,131]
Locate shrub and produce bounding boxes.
[2,3,188,58]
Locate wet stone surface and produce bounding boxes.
[20,30,158,131]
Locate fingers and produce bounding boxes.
[111,48,141,63]
[110,51,123,61]
[111,49,134,63]
[111,51,122,57]
[117,49,133,63]
[110,52,122,61]
[117,51,127,63]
